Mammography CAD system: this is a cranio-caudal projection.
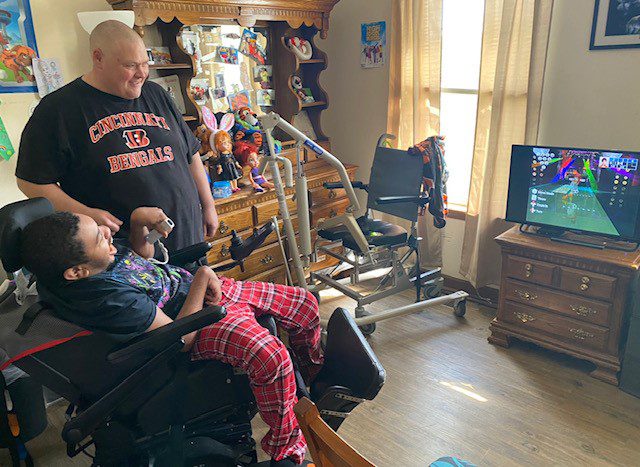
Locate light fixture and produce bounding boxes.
[77,10,135,34]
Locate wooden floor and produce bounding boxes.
[7,288,640,466]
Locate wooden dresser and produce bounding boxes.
[206,141,356,284]
[489,227,640,385]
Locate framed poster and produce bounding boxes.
[361,21,386,68]
[0,0,39,93]
[591,0,640,50]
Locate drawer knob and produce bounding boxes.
[581,276,591,284]
[219,221,229,235]
[514,311,535,323]
[570,304,597,317]
[514,289,537,301]
[580,283,589,291]
[524,263,533,278]
[220,245,230,257]
[570,328,595,340]
[329,209,337,218]
[328,189,337,199]
[260,254,274,264]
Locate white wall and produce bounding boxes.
[538,0,640,151]
[0,0,111,209]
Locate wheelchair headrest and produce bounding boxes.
[0,198,54,273]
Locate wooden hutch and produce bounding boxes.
[107,0,351,283]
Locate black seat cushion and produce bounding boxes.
[318,216,407,252]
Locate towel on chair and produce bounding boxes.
[408,136,448,228]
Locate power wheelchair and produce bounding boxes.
[0,198,385,466]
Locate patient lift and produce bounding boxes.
[257,113,468,335]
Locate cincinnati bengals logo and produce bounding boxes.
[122,129,151,149]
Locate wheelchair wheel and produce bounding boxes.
[355,308,376,336]
[422,283,442,300]
[453,299,467,317]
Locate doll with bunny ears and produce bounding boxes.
[201,108,243,192]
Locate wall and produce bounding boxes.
[538,0,640,150]
[0,0,111,209]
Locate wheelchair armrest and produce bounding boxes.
[323,181,368,191]
[376,195,429,206]
[107,306,226,364]
[169,242,212,268]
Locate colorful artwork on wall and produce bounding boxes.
[591,0,640,49]
[0,0,39,93]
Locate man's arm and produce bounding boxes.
[16,178,123,233]
[145,266,221,351]
[189,153,219,238]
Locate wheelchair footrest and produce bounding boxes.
[309,308,385,430]
[313,385,364,431]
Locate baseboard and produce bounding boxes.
[442,274,499,308]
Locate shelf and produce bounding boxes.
[300,59,325,64]
[183,115,198,122]
[301,101,327,108]
[150,63,192,70]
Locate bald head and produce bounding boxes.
[90,20,144,55]
[85,20,149,99]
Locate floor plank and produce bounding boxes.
[5,288,640,466]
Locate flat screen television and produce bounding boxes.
[505,145,640,242]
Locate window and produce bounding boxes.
[440,0,485,208]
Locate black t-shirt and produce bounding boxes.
[37,244,193,339]
[17,78,203,252]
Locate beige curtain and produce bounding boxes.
[387,0,443,268]
[460,0,553,287]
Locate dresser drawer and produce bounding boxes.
[207,227,278,265]
[504,302,609,352]
[234,242,284,280]
[310,198,350,227]
[308,186,346,207]
[503,279,611,327]
[505,255,556,287]
[559,267,616,301]
[253,196,297,224]
[211,207,254,240]
[247,265,287,285]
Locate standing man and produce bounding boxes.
[16,20,218,251]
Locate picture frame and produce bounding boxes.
[146,46,173,65]
[0,0,40,93]
[150,75,186,114]
[590,0,640,50]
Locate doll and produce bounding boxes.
[213,130,243,192]
[194,124,215,162]
[234,142,274,193]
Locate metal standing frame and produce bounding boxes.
[257,112,468,333]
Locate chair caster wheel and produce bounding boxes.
[359,323,377,336]
[422,281,443,300]
[453,299,467,317]
[355,308,376,336]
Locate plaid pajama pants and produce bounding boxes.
[190,277,323,464]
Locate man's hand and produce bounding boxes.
[131,207,172,237]
[195,266,222,306]
[87,208,123,233]
[202,205,219,238]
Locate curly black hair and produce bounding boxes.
[20,212,88,285]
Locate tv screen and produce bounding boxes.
[506,145,640,241]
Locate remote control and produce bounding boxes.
[145,218,175,244]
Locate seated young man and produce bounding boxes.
[20,207,322,467]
